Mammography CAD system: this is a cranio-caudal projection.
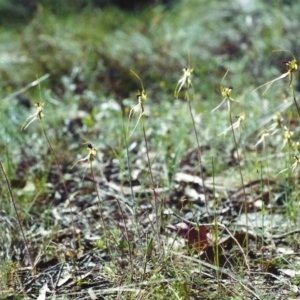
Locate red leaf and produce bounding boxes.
[168,222,209,252]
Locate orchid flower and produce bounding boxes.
[21,102,45,130]
[219,113,245,135]
[252,51,298,95]
[174,67,193,98]
[71,143,97,170]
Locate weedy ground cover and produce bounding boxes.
[1,0,300,299]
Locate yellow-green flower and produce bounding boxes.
[21,102,44,130]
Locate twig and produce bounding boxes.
[269,229,300,239]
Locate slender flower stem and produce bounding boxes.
[89,161,115,252]
[90,161,105,222]
[140,106,161,244]
[187,98,208,214]
[175,65,208,213]
[129,71,161,245]
[39,120,76,243]
[115,197,134,277]
[123,119,140,238]
[0,162,34,271]
[291,86,300,117]
[229,111,248,252]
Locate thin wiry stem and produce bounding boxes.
[291,84,300,117]
[174,64,208,215]
[72,143,117,254]
[140,104,161,245]
[90,160,105,223]
[129,70,161,245]
[123,118,140,239]
[12,263,29,299]
[115,197,134,279]
[39,119,76,244]
[229,110,249,253]
[0,162,34,272]
[21,100,77,266]
[186,90,209,216]
[89,160,116,252]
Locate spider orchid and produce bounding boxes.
[129,90,147,120]
[71,143,97,170]
[291,156,300,173]
[255,131,271,148]
[271,113,284,132]
[212,70,239,112]
[252,50,298,95]
[128,70,148,137]
[212,86,235,113]
[21,102,45,130]
[255,113,283,147]
[174,67,193,98]
[219,113,245,135]
[128,91,147,137]
[281,127,294,150]
[278,155,300,175]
